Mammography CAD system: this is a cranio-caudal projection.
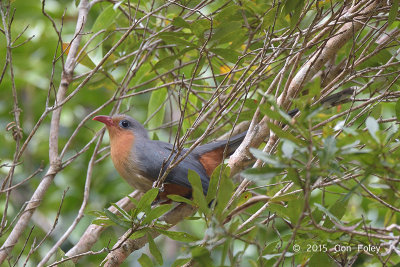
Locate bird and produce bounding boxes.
[93,114,246,200]
[93,88,355,200]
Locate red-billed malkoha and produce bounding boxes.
[93,88,354,200]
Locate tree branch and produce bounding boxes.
[0,0,90,263]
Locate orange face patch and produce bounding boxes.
[107,119,135,179]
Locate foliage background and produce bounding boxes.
[0,0,400,266]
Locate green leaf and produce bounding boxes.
[263,252,294,260]
[259,103,284,121]
[167,194,194,205]
[285,167,302,186]
[154,55,178,70]
[281,140,295,159]
[270,191,302,202]
[191,56,206,77]
[320,136,338,165]
[267,121,307,146]
[262,6,279,29]
[247,259,259,267]
[213,21,241,39]
[191,246,214,266]
[210,48,241,63]
[308,76,321,99]
[158,33,195,47]
[188,169,209,215]
[395,98,400,121]
[206,165,229,204]
[283,0,302,15]
[147,88,167,138]
[190,19,211,38]
[104,209,131,229]
[135,188,159,216]
[62,43,96,69]
[172,17,191,28]
[142,204,173,224]
[55,247,75,267]
[221,237,230,265]
[215,169,235,220]
[87,210,105,217]
[289,0,303,29]
[185,216,203,220]
[366,116,379,143]
[309,252,335,267]
[386,119,400,137]
[264,94,293,123]
[210,22,243,46]
[388,0,399,27]
[92,218,115,227]
[215,5,241,22]
[266,203,290,221]
[101,27,119,60]
[237,191,252,206]
[172,258,191,267]
[147,233,163,265]
[111,203,131,221]
[315,203,342,227]
[249,148,287,168]
[130,228,148,240]
[156,228,199,242]
[242,166,280,182]
[138,253,154,267]
[128,195,139,207]
[323,198,349,228]
[287,199,304,223]
[91,4,117,35]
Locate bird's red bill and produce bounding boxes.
[93,115,114,126]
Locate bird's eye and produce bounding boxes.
[120,120,130,128]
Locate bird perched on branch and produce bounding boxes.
[93,88,354,200]
[93,114,245,200]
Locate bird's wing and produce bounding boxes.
[135,140,210,194]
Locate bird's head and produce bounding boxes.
[93,114,149,140]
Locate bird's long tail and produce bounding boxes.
[197,88,355,156]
